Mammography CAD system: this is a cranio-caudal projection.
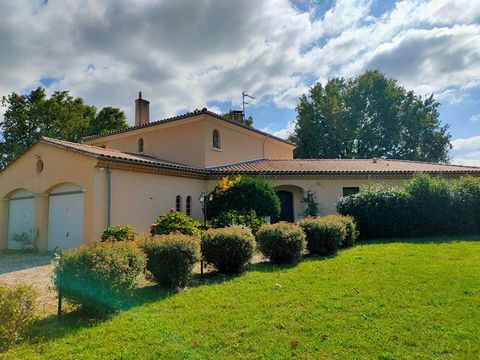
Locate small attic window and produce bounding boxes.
[138,138,144,153]
[212,129,220,149]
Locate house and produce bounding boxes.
[1,93,480,251]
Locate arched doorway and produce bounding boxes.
[272,190,294,223]
[7,189,36,250]
[47,183,84,251]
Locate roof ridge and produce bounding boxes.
[80,108,295,146]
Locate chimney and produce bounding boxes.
[231,110,244,123]
[135,91,150,126]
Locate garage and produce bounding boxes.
[7,190,36,250]
[47,184,84,251]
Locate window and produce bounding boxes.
[212,129,220,149]
[175,195,182,212]
[138,138,144,153]
[343,187,360,197]
[186,196,192,216]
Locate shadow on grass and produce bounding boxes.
[22,272,245,346]
[357,234,480,246]
[21,234,480,348]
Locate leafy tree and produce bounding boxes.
[86,107,128,136]
[290,70,451,162]
[0,87,127,168]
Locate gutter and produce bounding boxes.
[107,166,112,228]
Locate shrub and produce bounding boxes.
[299,217,346,256]
[101,225,134,242]
[54,242,146,314]
[337,174,480,239]
[322,215,358,247]
[201,227,256,274]
[337,185,412,239]
[207,176,281,220]
[210,210,265,234]
[139,234,200,288]
[150,210,201,236]
[0,285,36,352]
[256,222,306,264]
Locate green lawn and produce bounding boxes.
[3,237,480,359]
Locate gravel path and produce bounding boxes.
[0,252,57,316]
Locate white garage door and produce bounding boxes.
[48,184,84,251]
[8,190,36,250]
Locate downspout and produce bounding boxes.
[107,166,112,228]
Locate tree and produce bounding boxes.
[289,70,451,162]
[0,87,128,168]
[86,107,128,137]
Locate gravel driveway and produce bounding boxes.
[0,251,57,316]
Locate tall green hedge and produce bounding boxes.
[337,174,480,239]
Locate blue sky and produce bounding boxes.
[0,0,479,164]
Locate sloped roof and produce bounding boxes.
[32,138,480,178]
[40,137,205,174]
[81,108,295,146]
[208,158,480,175]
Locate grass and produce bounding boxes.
[2,237,480,359]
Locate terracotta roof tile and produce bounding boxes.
[40,137,205,173]
[209,158,480,175]
[38,138,480,177]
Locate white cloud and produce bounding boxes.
[470,113,480,122]
[451,135,480,165]
[0,0,479,128]
[262,120,296,140]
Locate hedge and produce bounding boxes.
[337,173,480,238]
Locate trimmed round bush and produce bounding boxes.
[201,227,256,274]
[101,225,134,242]
[54,242,146,314]
[140,234,200,288]
[299,217,346,256]
[256,222,306,264]
[0,285,37,352]
[322,215,358,247]
[150,210,201,236]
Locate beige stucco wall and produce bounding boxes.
[206,176,407,221]
[109,169,206,234]
[89,119,207,168]
[202,117,294,167]
[270,177,406,218]
[87,114,295,168]
[0,143,100,251]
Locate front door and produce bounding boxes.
[272,190,294,223]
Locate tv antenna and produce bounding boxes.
[242,91,255,117]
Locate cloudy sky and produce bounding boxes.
[1,0,479,164]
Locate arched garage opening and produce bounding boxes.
[7,189,36,250]
[47,183,84,251]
